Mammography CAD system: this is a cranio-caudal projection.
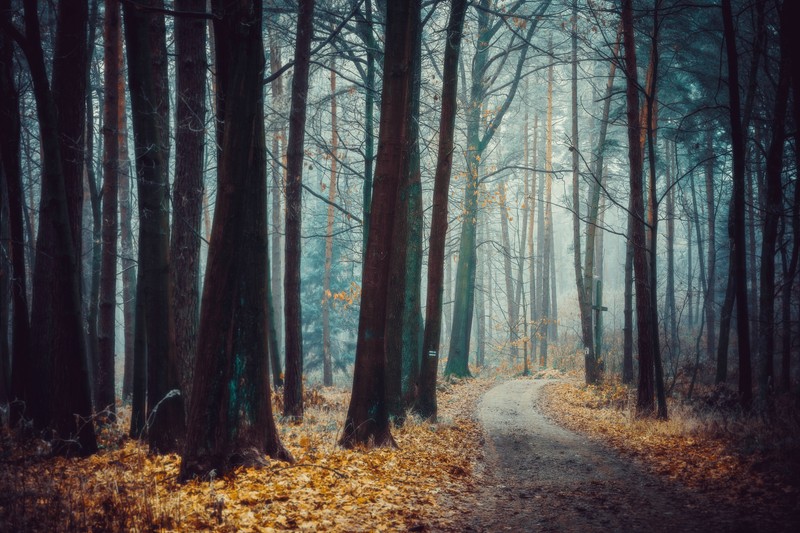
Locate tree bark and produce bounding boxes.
[0,2,33,427]
[283,0,315,420]
[721,0,753,408]
[622,0,656,416]
[97,0,122,417]
[16,0,97,455]
[340,0,419,448]
[170,0,207,407]
[322,58,338,388]
[757,2,790,404]
[180,0,293,480]
[416,0,467,420]
[123,0,186,452]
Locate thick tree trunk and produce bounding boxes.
[170,0,206,407]
[180,0,292,480]
[123,0,185,452]
[0,4,33,427]
[340,0,419,448]
[97,0,122,418]
[386,20,423,420]
[283,0,315,420]
[18,0,97,455]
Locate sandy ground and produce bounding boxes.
[457,379,778,533]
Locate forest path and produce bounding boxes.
[458,379,757,532]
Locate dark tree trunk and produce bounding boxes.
[386,21,423,421]
[721,0,753,408]
[123,0,186,452]
[283,0,315,420]
[0,3,33,427]
[416,0,467,421]
[17,0,97,455]
[180,0,292,481]
[757,2,790,404]
[340,0,419,449]
[170,0,207,407]
[622,0,656,416]
[97,0,122,418]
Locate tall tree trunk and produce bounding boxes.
[757,3,790,404]
[322,59,338,388]
[570,0,595,384]
[622,200,634,384]
[119,78,136,401]
[358,0,376,250]
[499,183,518,363]
[386,18,423,419]
[539,42,553,368]
[721,0,753,408]
[123,0,185,453]
[585,32,619,380]
[16,0,97,455]
[446,0,547,377]
[170,0,206,407]
[0,2,33,427]
[340,0,419,448]
[704,130,717,362]
[97,0,122,418]
[267,18,284,388]
[283,0,315,420]
[529,114,538,336]
[180,0,293,480]
[644,3,666,420]
[622,0,656,416]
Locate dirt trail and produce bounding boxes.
[459,379,762,532]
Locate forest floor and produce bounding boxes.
[458,377,800,532]
[1,372,799,531]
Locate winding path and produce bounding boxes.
[460,379,763,532]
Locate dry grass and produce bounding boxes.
[540,377,800,520]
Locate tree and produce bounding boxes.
[340,0,420,449]
[283,0,315,420]
[322,57,338,388]
[757,0,790,404]
[7,0,97,455]
[97,0,122,418]
[180,0,293,480]
[123,0,185,452]
[721,0,753,408]
[415,0,468,420]
[170,0,207,405]
[0,0,33,428]
[621,0,657,417]
[446,0,549,377]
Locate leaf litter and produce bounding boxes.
[0,378,493,532]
